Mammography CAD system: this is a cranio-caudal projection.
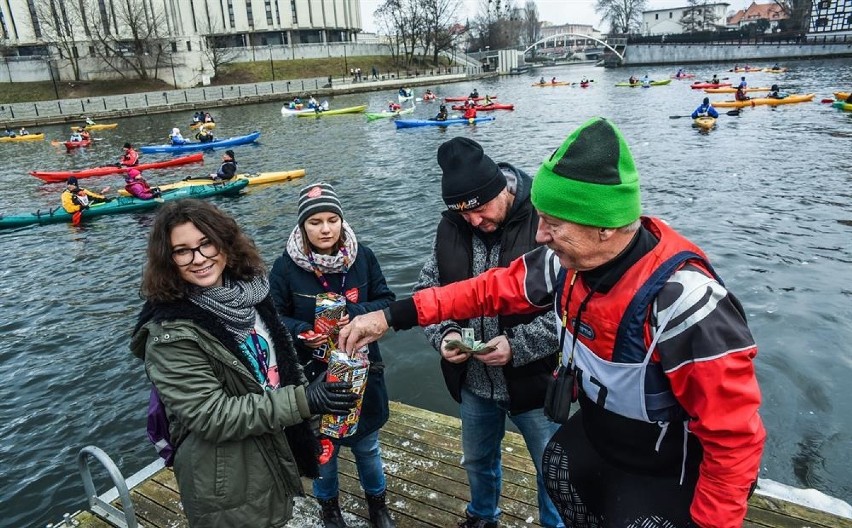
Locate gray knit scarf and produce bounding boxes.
[286,220,359,274]
[188,274,270,342]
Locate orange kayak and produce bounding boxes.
[713,93,815,108]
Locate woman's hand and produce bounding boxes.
[337,313,350,327]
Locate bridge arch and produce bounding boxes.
[523,33,625,61]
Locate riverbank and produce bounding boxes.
[624,39,852,65]
[0,69,494,129]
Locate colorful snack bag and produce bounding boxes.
[312,292,347,362]
[320,350,370,439]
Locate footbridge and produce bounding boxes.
[524,34,627,64]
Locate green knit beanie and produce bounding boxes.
[532,117,641,228]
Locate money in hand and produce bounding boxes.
[462,328,475,348]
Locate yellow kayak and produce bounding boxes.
[69,123,118,131]
[704,86,771,94]
[531,82,571,87]
[190,122,217,130]
[834,92,850,101]
[714,93,815,108]
[119,169,305,196]
[762,67,788,73]
[0,133,45,142]
[693,117,716,130]
[296,105,367,117]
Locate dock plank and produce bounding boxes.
[57,401,851,528]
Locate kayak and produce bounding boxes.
[68,123,118,131]
[119,169,306,195]
[139,131,260,153]
[832,101,852,112]
[693,117,716,130]
[365,106,416,120]
[833,92,850,101]
[580,82,591,88]
[65,140,92,151]
[615,80,671,87]
[729,67,762,72]
[704,86,771,94]
[395,116,496,129]
[450,103,514,111]
[30,153,205,183]
[531,82,571,87]
[713,93,815,108]
[691,82,732,89]
[190,122,216,130]
[0,133,45,143]
[296,105,367,117]
[671,74,696,79]
[0,179,248,230]
[444,96,497,102]
[281,102,329,115]
[763,67,788,73]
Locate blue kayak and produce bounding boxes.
[0,179,248,229]
[139,131,261,153]
[395,116,496,129]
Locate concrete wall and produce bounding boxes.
[625,41,852,64]
[0,57,52,82]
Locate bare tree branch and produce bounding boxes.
[595,0,647,34]
[34,0,87,80]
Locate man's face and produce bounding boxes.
[457,189,511,233]
[535,212,604,271]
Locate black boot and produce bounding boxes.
[318,496,349,528]
[365,490,396,528]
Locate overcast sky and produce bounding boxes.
[358,0,753,33]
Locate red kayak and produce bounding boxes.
[691,82,732,89]
[444,95,498,102]
[65,140,91,151]
[671,74,696,79]
[450,103,514,111]
[30,152,205,183]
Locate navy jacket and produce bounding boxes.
[269,243,395,445]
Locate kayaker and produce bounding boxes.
[539,76,546,85]
[469,88,480,99]
[308,95,320,109]
[462,104,477,120]
[709,74,720,85]
[75,127,91,142]
[738,76,748,90]
[846,93,852,103]
[387,101,401,112]
[84,117,96,126]
[676,68,684,78]
[62,176,109,214]
[123,169,162,201]
[735,85,750,102]
[424,89,435,99]
[211,150,237,181]
[195,127,214,143]
[192,111,202,123]
[19,127,29,136]
[203,112,214,123]
[551,76,557,84]
[169,128,186,145]
[691,97,719,119]
[433,104,449,121]
[628,75,638,86]
[69,132,84,142]
[641,74,650,87]
[767,84,785,99]
[483,94,494,106]
[119,143,140,167]
[269,182,397,528]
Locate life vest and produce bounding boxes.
[554,217,720,423]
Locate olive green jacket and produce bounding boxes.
[130,297,319,528]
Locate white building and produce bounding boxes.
[0,0,362,84]
[642,3,730,35]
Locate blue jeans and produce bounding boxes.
[460,388,564,528]
[313,430,386,499]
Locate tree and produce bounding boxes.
[774,0,812,33]
[375,0,426,67]
[470,0,524,50]
[88,0,172,80]
[421,0,462,65]
[34,0,88,80]
[198,16,241,76]
[522,0,541,47]
[595,0,648,34]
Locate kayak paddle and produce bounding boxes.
[669,109,741,119]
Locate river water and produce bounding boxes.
[1,57,851,526]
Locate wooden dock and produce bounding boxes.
[56,401,852,528]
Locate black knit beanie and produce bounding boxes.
[297,182,343,226]
[438,137,505,211]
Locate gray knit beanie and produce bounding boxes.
[297,182,343,226]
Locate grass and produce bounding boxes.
[0,56,450,103]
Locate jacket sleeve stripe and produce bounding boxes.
[522,247,559,308]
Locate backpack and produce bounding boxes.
[146,385,176,466]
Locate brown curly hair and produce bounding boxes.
[141,199,265,301]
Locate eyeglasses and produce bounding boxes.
[172,241,220,266]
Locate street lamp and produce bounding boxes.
[268,45,275,81]
[46,59,60,99]
[170,55,178,89]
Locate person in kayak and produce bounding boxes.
[469,88,480,99]
[676,68,685,78]
[738,76,748,90]
[124,169,162,200]
[432,104,449,121]
[628,75,638,86]
[691,97,719,119]
[4,127,14,137]
[483,94,494,106]
[69,131,84,142]
[337,117,767,528]
[387,101,401,112]
[767,84,787,99]
[120,143,140,167]
[203,112,214,123]
[551,76,557,84]
[19,127,29,136]
[62,176,109,214]
[131,199,357,528]
[170,128,186,145]
[709,74,720,85]
[539,76,546,85]
[735,85,750,102]
[463,104,478,120]
[641,74,650,87]
[269,183,397,528]
[211,150,237,181]
[195,127,214,143]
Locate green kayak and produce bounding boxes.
[0,179,248,229]
[366,106,416,121]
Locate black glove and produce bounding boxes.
[306,376,357,416]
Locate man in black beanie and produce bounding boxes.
[211,149,237,181]
[413,136,563,528]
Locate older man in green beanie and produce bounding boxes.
[339,117,766,528]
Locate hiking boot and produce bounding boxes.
[318,496,349,528]
[365,490,396,528]
[457,511,498,528]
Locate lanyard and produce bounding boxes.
[307,246,350,294]
[557,269,611,367]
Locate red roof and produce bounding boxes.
[727,1,788,25]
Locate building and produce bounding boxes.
[0,0,362,84]
[536,22,602,54]
[809,0,852,36]
[727,2,789,30]
[642,3,730,35]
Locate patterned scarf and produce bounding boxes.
[286,220,358,274]
[188,274,270,342]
